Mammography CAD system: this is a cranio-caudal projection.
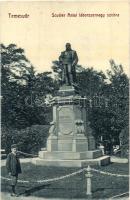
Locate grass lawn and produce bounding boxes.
[1,162,129,199]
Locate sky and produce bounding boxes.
[0,1,130,76]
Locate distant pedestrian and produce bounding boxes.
[6,144,22,197]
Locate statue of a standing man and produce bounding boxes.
[59,43,78,86]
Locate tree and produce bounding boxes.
[1,44,58,152]
[106,60,129,142]
[76,67,107,97]
[1,44,36,128]
[73,62,129,148]
[1,44,57,129]
[89,60,129,149]
[119,126,129,158]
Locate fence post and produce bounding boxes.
[85,165,93,198]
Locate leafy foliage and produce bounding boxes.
[119,126,129,158]
[1,125,49,154]
[76,67,107,97]
[1,44,57,129]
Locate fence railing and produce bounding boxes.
[1,162,129,199]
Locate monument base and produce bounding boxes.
[32,155,110,167]
[33,85,110,167]
[39,150,102,159]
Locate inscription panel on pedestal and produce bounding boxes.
[58,106,74,135]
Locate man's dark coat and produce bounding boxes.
[6,152,22,176]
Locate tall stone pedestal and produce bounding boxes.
[32,86,110,167]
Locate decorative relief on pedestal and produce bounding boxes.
[49,121,57,136]
[75,120,85,135]
[58,106,74,135]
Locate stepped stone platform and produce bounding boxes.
[32,155,110,167]
[39,150,102,159]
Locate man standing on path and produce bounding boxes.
[6,144,22,197]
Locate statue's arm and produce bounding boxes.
[72,51,78,66]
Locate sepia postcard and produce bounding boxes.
[0,1,129,200]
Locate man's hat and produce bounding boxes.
[11,144,17,149]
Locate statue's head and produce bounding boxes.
[65,43,71,51]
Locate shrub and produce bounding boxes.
[1,125,50,154]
